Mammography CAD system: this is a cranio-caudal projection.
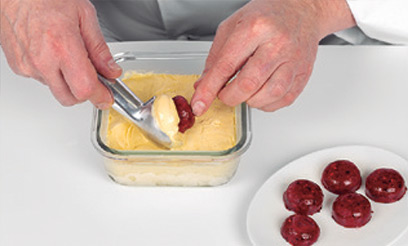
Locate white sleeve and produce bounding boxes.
[335,0,408,45]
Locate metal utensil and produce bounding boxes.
[97,73,172,148]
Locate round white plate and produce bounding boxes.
[246,145,408,246]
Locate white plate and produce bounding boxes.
[246,145,408,246]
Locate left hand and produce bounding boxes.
[191,0,356,115]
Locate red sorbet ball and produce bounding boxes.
[365,168,407,203]
[281,214,320,246]
[321,160,362,195]
[332,192,372,228]
[283,179,324,215]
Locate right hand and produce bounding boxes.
[191,0,356,116]
[0,0,122,109]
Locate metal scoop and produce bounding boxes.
[97,73,172,148]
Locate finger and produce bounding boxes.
[78,2,122,79]
[259,72,310,112]
[60,33,112,109]
[246,62,296,109]
[191,24,260,116]
[204,18,237,72]
[194,18,238,90]
[217,44,284,107]
[46,70,79,106]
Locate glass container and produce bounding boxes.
[91,51,252,186]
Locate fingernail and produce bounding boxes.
[192,101,205,116]
[97,103,111,110]
[108,59,122,72]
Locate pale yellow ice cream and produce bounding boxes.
[152,94,180,145]
[106,72,236,151]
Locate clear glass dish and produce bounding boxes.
[91,51,252,187]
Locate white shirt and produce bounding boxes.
[336,0,408,45]
[92,0,408,45]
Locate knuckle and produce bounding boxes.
[306,64,314,75]
[262,107,277,113]
[82,2,97,19]
[14,69,30,77]
[249,15,270,35]
[13,64,29,77]
[205,53,217,68]
[239,76,261,93]
[198,83,217,99]
[73,83,94,101]
[14,61,32,77]
[217,20,228,33]
[9,52,33,76]
[33,75,46,85]
[282,93,297,106]
[218,94,236,107]
[217,16,236,33]
[60,98,77,107]
[247,94,268,109]
[90,40,109,59]
[269,81,287,98]
[223,101,236,107]
[49,85,78,107]
[216,60,236,76]
[246,99,260,109]
[263,107,277,112]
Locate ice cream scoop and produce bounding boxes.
[152,94,180,143]
[97,73,172,148]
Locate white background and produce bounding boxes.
[1,42,407,245]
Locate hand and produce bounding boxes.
[191,0,356,115]
[0,0,122,109]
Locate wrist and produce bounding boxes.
[311,0,357,40]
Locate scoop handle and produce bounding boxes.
[97,73,172,148]
[97,73,144,112]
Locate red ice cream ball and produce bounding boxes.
[365,168,407,203]
[172,95,195,133]
[281,214,320,246]
[332,192,372,228]
[283,179,324,216]
[321,160,362,195]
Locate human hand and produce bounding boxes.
[191,0,356,115]
[0,0,121,109]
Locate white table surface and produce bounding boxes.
[1,41,407,246]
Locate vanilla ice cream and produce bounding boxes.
[152,94,181,146]
[106,72,236,151]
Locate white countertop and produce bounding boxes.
[1,41,407,246]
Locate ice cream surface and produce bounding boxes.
[106,72,236,151]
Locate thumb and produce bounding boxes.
[78,2,122,78]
